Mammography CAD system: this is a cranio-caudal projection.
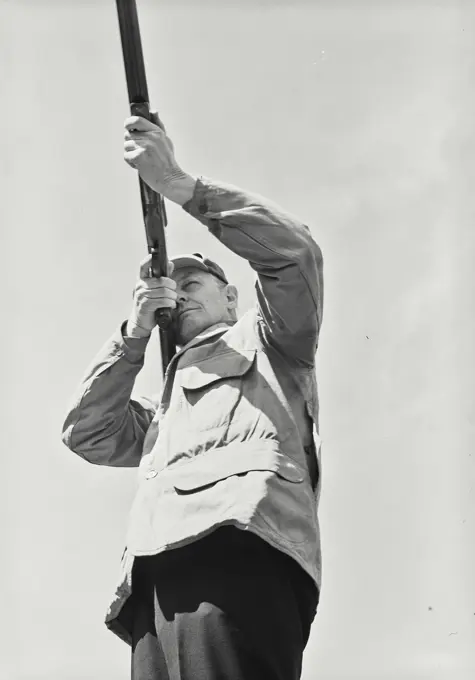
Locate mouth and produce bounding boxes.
[177,308,198,319]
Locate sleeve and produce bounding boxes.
[61,323,157,467]
[183,177,324,366]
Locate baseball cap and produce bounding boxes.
[170,252,228,285]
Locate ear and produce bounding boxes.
[224,284,238,309]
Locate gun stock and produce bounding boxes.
[116,0,176,374]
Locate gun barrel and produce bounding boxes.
[116,0,149,104]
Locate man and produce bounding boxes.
[62,115,324,680]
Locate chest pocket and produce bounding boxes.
[178,349,256,432]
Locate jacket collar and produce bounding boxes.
[167,322,235,371]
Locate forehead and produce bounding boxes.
[172,266,209,284]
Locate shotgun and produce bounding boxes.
[116,0,176,374]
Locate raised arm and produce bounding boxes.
[62,258,178,466]
[61,326,155,467]
[183,179,323,366]
[123,116,323,366]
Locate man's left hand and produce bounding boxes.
[123,115,194,204]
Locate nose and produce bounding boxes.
[176,288,188,304]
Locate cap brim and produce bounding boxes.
[170,254,209,273]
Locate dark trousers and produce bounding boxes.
[130,526,319,680]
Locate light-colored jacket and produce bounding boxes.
[62,177,324,645]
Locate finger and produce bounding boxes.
[140,277,177,292]
[141,291,177,305]
[124,129,155,141]
[124,138,152,153]
[146,297,177,310]
[132,281,176,299]
[124,149,143,165]
[133,279,176,297]
[140,292,177,310]
[124,129,146,141]
[124,140,139,152]
[139,255,153,279]
[124,116,161,133]
[150,110,166,132]
[138,257,177,286]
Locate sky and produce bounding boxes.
[2,0,474,678]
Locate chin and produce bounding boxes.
[176,321,204,346]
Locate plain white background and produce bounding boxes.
[2,1,474,678]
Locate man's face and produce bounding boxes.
[172,266,237,345]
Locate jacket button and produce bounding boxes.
[146,469,158,479]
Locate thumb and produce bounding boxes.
[167,261,174,277]
[150,110,166,132]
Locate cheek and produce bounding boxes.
[198,295,214,311]
[196,289,225,318]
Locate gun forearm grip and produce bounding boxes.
[130,101,151,120]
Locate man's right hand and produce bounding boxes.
[126,256,177,338]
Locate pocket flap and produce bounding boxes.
[180,350,256,390]
[169,443,305,491]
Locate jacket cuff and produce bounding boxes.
[182,177,216,218]
[114,321,150,363]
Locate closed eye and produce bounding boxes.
[182,280,200,291]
